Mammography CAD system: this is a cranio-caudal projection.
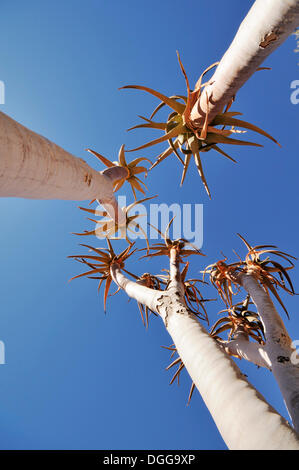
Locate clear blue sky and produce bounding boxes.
[0,0,298,450]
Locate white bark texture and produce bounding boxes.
[239,272,299,434]
[220,331,272,370]
[165,308,299,450]
[1,0,298,450]
[110,264,160,313]
[111,264,299,449]
[0,111,126,203]
[191,0,299,124]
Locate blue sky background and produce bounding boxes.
[0,0,298,450]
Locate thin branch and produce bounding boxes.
[110,263,160,313]
[237,271,299,433]
[217,330,272,370]
[168,248,185,299]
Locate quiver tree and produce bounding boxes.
[70,229,299,450]
[1,0,299,451]
[0,113,133,224]
[1,0,298,203]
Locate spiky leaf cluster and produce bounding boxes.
[204,258,241,307]
[205,235,297,318]
[86,144,151,200]
[140,218,204,261]
[210,296,265,344]
[121,53,279,198]
[237,234,297,318]
[75,196,157,251]
[69,240,136,311]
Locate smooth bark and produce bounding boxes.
[0,111,127,205]
[191,0,299,125]
[219,331,272,370]
[239,272,299,434]
[111,259,299,449]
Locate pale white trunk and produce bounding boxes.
[163,303,299,449]
[191,0,299,124]
[111,265,299,449]
[0,111,125,204]
[220,332,272,370]
[239,272,299,434]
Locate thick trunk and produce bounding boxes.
[239,272,299,434]
[0,111,126,204]
[111,264,299,449]
[165,305,299,449]
[191,0,299,125]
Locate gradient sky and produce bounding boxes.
[0,0,298,450]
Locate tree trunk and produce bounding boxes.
[191,0,299,125]
[111,263,299,449]
[239,272,299,434]
[0,111,126,204]
[165,305,299,450]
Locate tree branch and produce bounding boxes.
[110,264,160,313]
[111,260,299,448]
[237,271,299,433]
[191,0,299,125]
[218,330,272,370]
[168,248,185,298]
